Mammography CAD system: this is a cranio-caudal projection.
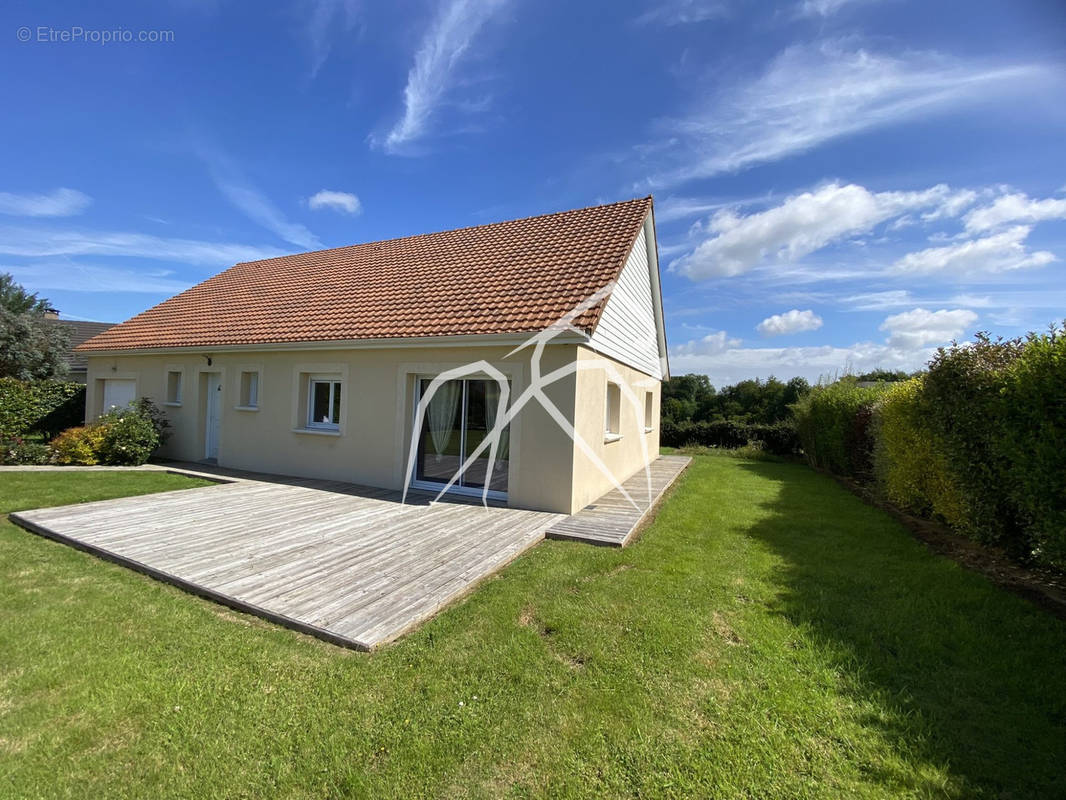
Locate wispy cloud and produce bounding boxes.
[671,182,965,279]
[647,41,1049,186]
[0,225,289,266]
[634,0,729,26]
[374,0,509,154]
[964,191,1066,232]
[893,225,1056,275]
[308,189,362,214]
[4,262,194,294]
[302,0,361,76]
[194,143,322,250]
[0,188,91,217]
[796,0,882,17]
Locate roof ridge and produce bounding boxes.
[233,195,653,266]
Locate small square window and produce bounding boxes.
[166,371,182,404]
[605,381,621,438]
[308,378,342,429]
[240,371,259,408]
[644,391,654,432]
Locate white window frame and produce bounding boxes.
[307,375,343,430]
[605,381,622,443]
[644,390,655,433]
[236,369,261,411]
[164,366,183,407]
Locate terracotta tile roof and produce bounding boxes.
[78,196,654,352]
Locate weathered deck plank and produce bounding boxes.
[9,456,689,649]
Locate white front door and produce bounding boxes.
[102,379,136,412]
[205,373,221,460]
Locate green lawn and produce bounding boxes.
[2,461,1065,799]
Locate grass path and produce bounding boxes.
[1,460,1064,798]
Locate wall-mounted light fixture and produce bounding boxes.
[204,355,213,366]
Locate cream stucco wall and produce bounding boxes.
[569,345,662,513]
[85,342,659,514]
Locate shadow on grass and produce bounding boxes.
[734,460,1066,798]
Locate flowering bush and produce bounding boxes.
[95,404,162,466]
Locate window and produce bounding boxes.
[605,381,621,440]
[239,371,259,408]
[165,371,182,405]
[644,391,654,432]
[308,377,342,429]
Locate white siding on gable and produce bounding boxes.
[589,226,663,379]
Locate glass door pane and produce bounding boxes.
[462,380,510,492]
[416,379,463,485]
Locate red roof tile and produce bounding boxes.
[78,196,654,352]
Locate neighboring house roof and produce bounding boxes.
[77,196,655,353]
[48,319,116,372]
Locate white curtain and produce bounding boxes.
[427,380,460,462]
[485,381,509,462]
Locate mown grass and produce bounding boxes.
[1,462,1064,798]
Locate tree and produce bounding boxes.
[0,272,50,314]
[0,273,70,380]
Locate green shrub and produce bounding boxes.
[95,404,162,466]
[792,380,890,477]
[0,436,53,465]
[922,333,1025,552]
[660,419,799,455]
[0,378,85,438]
[871,378,967,527]
[50,425,106,465]
[997,325,1066,568]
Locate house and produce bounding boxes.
[42,309,115,384]
[77,197,669,514]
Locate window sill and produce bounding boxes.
[234,405,259,412]
[644,427,654,433]
[163,401,182,408]
[292,427,342,437]
[604,433,623,444]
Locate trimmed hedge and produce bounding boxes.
[792,380,890,478]
[797,324,1066,570]
[0,377,85,438]
[661,419,799,455]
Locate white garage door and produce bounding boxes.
[102,379,136,412]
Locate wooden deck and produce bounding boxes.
[8,456,689,649]
[546,455,691,546]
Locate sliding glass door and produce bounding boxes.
[415,378,510,496]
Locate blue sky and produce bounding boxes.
[2,0,1064,384]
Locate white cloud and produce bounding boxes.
[893,225,1055,275]
[634,0,729,26]
[308,189,362,215]
[194,144,322,250]
[0,188,91,217]
[672,182,961,279]
[797,0,881,17]
[302,0,360,77]
[845,290,994,311]
[964,192,1066,232]
[4,263,193,294]
[649,41,1047,185]
[879,307,977,349]
[756,309,823,336]
[670,306,975,384]
[0,225,289,266]
[672,330,742,356]
[376,0,509,153]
